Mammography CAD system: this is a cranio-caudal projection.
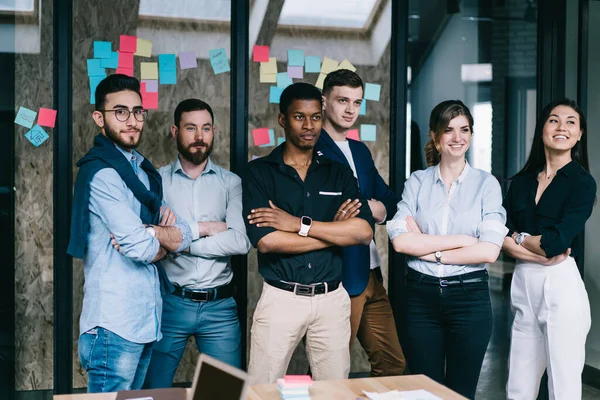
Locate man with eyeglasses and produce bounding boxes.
[67,74,196,392]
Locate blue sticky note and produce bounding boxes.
[260,129,275,147]
[94,41,112,59]
[305,56,321,73]
[276,72,293,88]
[158,54,177,71]
[269,86,284,104]
[364,83,381,101]
[209,48,230,74]
[14,106,37,128]
[359,99,366,115]
[288,49,305,67]
[101,51,119,68]
[277,137,285,145]
[360,124,377,142]
[159,69,177,84]
[89,76,104,105]
[87,59,106,77]
[25,125,49,147]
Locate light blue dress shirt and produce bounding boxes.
[386,162,508,277]
[159,157,251,289]
[79,145,193,344]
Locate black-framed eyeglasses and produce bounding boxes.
[100,108,148,122]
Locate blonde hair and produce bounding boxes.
[424,100,474,166]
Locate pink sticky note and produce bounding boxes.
[142,91,158,110]
[252,128,271,146]
[118,51,134,69]
[37,108,57,128]
[116,67,133,77]
[347,129,360,141]
[253,45,270,62]
[120,35,137,53]
[287,66,303,79]
[284,375,313,383]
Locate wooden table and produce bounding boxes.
[54,375,467,400]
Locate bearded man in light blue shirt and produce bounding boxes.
[144,99,251,389]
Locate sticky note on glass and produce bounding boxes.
[359,100,366,115]
[321,57,339,74]
[101,51,119,68]
[364,83,381,101]
[347,129,360,141]
[336,59,356,72]
[287,49,304,67]
[135,38,152,57]
[37,108,57,128]
[14,106,37,128]
[315,73,327,89]
[277,137,285,145]
[269,86,284,104]
[276,72,293,88]
[118,52,134,70]
[116,67,133,77]
[89,76,104,104]
[158,54,177,71]
[140,62,158,80]
[252,128,271,146]
[87,59,106,77]
[260,57,278,75]
[360,124,377,141]
[209,48,230,74]
[179,52,197,69]
[253,45,270,62]
[142,91,158,110]
[142,79,158,92]
[160,69,177,84]
[305,56,321,73]
[259,129,275,147]
[287,66,303,79]
[260,73,277,83]
[25,125,49,147]
[120,35,137,53]
[94,41,112,59]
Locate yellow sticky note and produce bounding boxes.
[321,57,339,74]
[260,73,277,83]
[336,59,356,72]
[260,57,278,74]
[135,38,152,57]
[315,73,327,89]
[140,62,158,80]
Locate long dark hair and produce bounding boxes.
[516,98,589,177]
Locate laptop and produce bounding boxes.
[115,353,250,400]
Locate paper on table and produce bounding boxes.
[37,108,57,128]
[336,58,356,72]
[14,106,37,128]
[94,41,112,59]
[253,45,270,62]
[364,83,381,101]
[276,72,293,88]
[135,38,152,57]
[101,51,119,68]
[209,48,230,74]
[260,57,278,75]
[287,66,303,79]
[363,389,442,400]
[259,73,277,83]
[119,35,137,53]
[320,57,339,74]
[140,62,159,80]
[179,52,197,69]
[287,49,305,67]
[305,56,321,73]
[315,73,327,89]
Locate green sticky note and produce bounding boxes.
[287,49,305,67]
[360,124,377,141]
[305,56,321,73]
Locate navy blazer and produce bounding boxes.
[316,129,399,296]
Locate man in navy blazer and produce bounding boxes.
[315,70,405,377]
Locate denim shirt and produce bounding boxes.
[79,146,193,344]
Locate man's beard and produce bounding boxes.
[178,137,213,165]
[104,122,142,150]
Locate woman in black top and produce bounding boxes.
[503,98,596,400]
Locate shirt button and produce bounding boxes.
[308,263,312,269]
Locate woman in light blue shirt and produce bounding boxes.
[387,100,508,399]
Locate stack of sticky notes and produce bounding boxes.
[277,375,312,400]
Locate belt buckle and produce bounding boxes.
[294,284,316,297]
[439,279,449,288]
[189,290,210,302]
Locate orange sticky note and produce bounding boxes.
[253,45,270,62]
[120,35,137,53]
[252,128,270,146]
[118,51,134,69]
[37,108,57,128]
[347,129,360,141]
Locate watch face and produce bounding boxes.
[302,216,312,225]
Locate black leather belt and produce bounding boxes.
[265,279,341,297]
[407,268,488,287]
[172,282,234,302]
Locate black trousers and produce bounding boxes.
[404,268,493,400]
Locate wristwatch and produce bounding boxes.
[146,227,156,237]
[298,216,312,237]
[435,251,443,265]
[515,232,531,246]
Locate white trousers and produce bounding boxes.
[507,257,591,400]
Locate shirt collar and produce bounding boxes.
[172,156,215,178]
[114,143,144,167]
[262,142,332,167]
[434,160,471,184]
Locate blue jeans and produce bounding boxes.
[404,269,492,400]
[144,293,241,388]
[78,327,153,393]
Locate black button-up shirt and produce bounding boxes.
[242,144,374,284]
[504,160,596,258]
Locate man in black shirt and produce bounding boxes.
[243,82,374,384]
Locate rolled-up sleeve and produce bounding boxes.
[159,199,194,253]
[386,172,421,240]
[478,176,509,247]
